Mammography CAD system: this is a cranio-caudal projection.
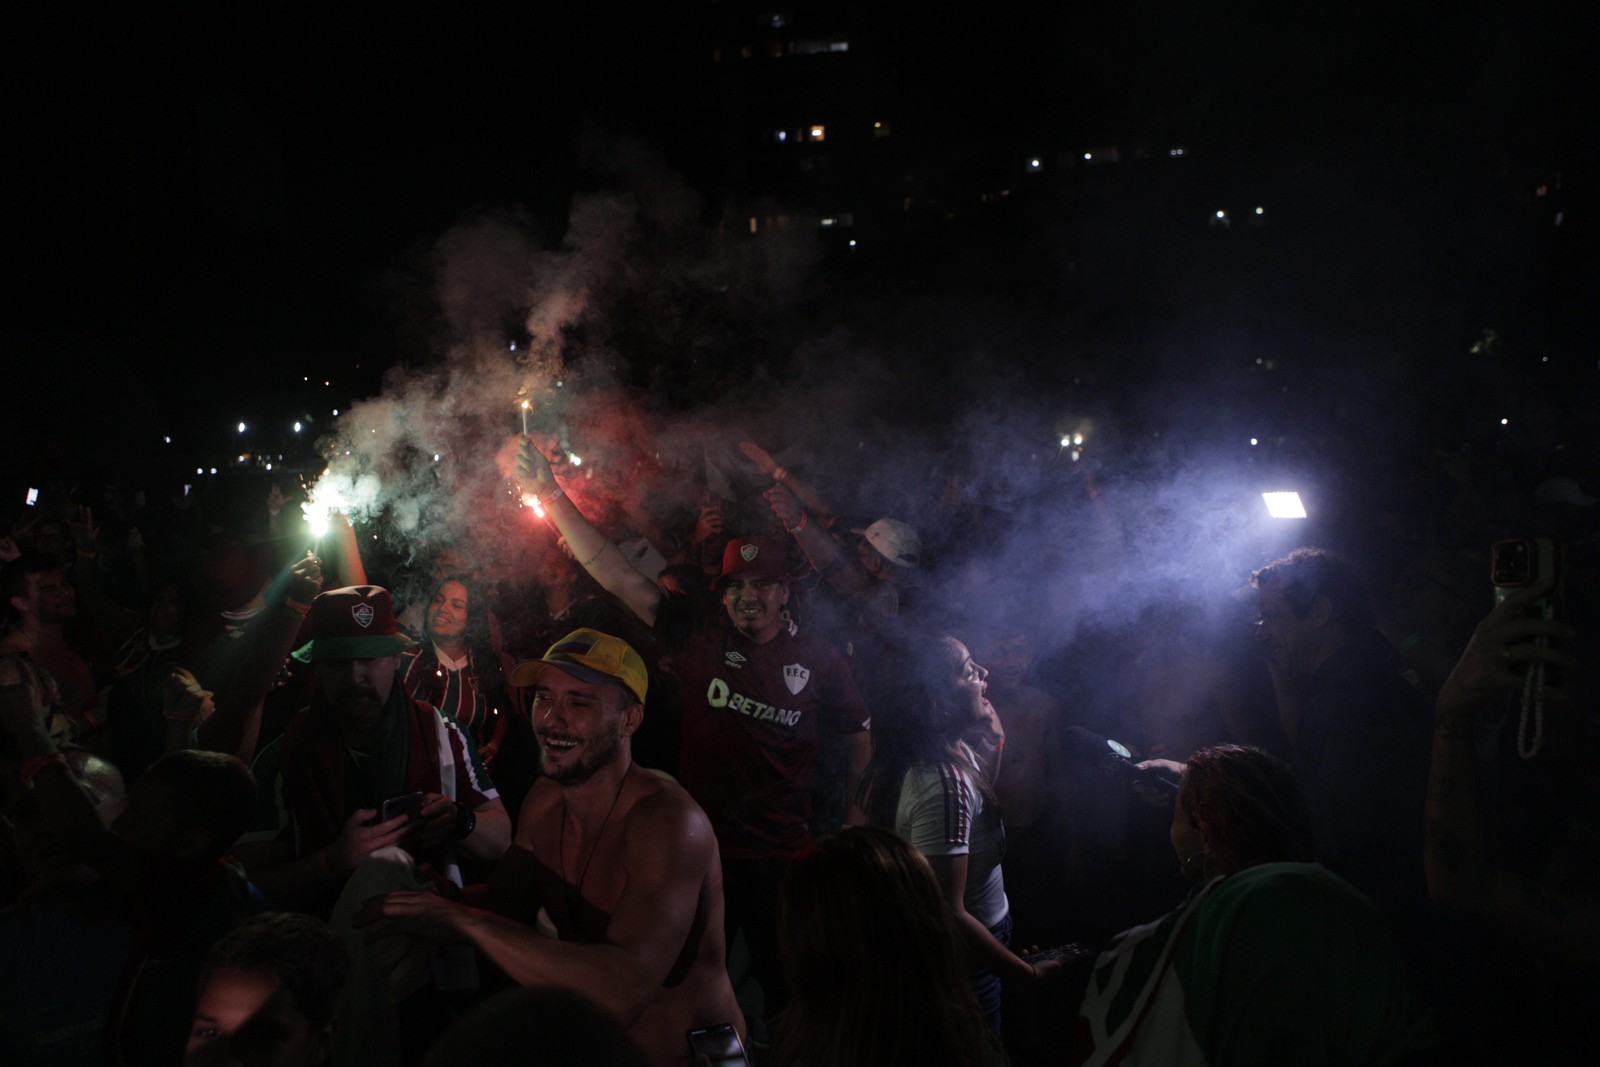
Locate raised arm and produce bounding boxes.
[516,437,662,627]
[1424,580,1599,965]
[193,553,323,762]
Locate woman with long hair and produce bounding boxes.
[855,633,1056,1038]
[774,826,1002,1067]
[400,574,510,764]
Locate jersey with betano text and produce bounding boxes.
[656,592,871,860]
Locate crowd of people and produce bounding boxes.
[1,435,1595,1066]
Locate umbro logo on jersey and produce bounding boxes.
[783,663,810,695]
[725,651,747,669]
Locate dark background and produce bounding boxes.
[4,3,1595,501]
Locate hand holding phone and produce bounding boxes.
[381,791,426,824]
[686,1024,750,1067]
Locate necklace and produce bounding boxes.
[558,768,630,922]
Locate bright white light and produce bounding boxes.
[332,409,339,416]
[433,454,441,462]
[1263,492,1308,519]
[1169,147,1185,157]
[1216,210,1226,219]
[509,342,517,351]
[164,436,172,444]
[293,422,302,433]
[848,239,858,247]
[237,422,247,433]
[1072,433,1083,446]
[196,467,203,475]
[555,380,564,388]
[1083,153,1092,161]
[209,468,218,475]
[1500,418,1509,425]
[308,511,331,539]
[1255,206,1265,215]
[568,454,583,467]
[265,462,273,471]
[521,492,545,518]
[1250,437,1259,446]
[1060,436,1072,447]
[776,130,787,142]
[1030,158,1041,168]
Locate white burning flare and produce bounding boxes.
[302,469,383,540]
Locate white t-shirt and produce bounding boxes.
[895,741,1009,929]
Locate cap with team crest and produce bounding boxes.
[290,585,417,662]
[716,536,791,588]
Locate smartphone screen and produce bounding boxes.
[686,1024,749,1067]
[25,488,38,506]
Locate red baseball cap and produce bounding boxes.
[716,537,792,588]
[291,586,417,662]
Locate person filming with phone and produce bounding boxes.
[233,585,511,915]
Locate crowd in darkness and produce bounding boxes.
[1,418,1596,1067]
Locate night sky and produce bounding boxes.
[5,4,1595,502]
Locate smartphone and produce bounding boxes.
[381,791,426,823]
[1491,537,1559,609]
[686,1024,750,1067]
[25,488,38,506]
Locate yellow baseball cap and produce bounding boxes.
[509,628,648,705]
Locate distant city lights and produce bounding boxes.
[1263,492,1308,519]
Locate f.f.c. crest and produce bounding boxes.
[352,604,375,628]
[783,663,810,695]
[740,544,759,562]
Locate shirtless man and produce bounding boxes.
[354,628,741,1067]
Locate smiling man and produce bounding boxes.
[356,628,742,1067]
[514,440,872,1032]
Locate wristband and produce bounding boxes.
[20,752,68,786]
[284,598,312,617]
[785,512,808,535]
[773,467,788,483]
[451,801,476,840]
[539,485,566,508]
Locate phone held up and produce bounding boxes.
[1491,536,1560,611]
[686,1024,750,1067]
